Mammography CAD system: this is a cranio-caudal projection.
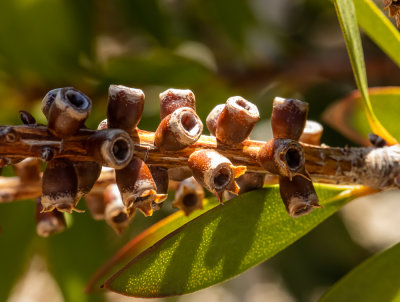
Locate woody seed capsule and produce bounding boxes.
[41,88,61,119]
[115,157,167,216]
[167,166,193,181]
[154,107,203,151]
[47,87,92,138]
[41,158,79,213]
[87,129,134,169]
[74,161,102,201]
[13,158,41,184]
[206,104,225,136]
[149,165,169,194]
[36,198,66,237]
[215,96,259,145]
[107,85,144,132]
[271,97,308,140]
[188,149,246,202]
[159,88,196,120]
[173,177,205,216]
[299,120,323,145]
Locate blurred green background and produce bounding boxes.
[0,0,399,301]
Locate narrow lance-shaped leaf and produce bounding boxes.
[333,0,397,145]
[320,241,400,302]
[103,185,374,297]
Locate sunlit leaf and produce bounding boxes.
[320,242,400,302]
[323,87,400,145]
[333,0,397,145]
[103,185,372,297]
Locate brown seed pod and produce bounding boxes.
[159,88,196,120]
[13,158,41,184]
[47,87,92,138]
[206,104,225,136]
[35,198,66,237]
[167,167,193,181]
[154,107,203,151]
[41,88,61,119]
[215,96,259,145]
[107,85,145,132]
[172,177,205,216]
[87,129,134,169]
[271,97,308,140]
[223,172,265,200]
[74,161,102,201]
[188,149,246,202]
[149,166,169,194]
[279,175,321,217]
[258,138,306,180]
[104,184,133,235]
[19,110,36,125]
[299,120,323,145]
[41,158,80,213]
[85,192,105,220]
[115,157,167,216]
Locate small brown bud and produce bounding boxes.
[173,177,205,216]
[215,96,259,145]
[41,158,80,213]
[206,104,225,136]
[107,85,144,132]
[74,161,102,201]
[188,149,246,202]
[279,175,321,217]
[299,120,323,145]
[258,138,305,180]
[87,129,134,169]
[19,110,36,125]
[85,193,105,220]
[104,184,133,235]
[168,167,193,181]
[41,88,60,119]
[36,198,66,237]
[271,97,308,140]
[47,87,92,138]
[149,166,169,194]
[115,157,167,216]
[154,107,203,151]
[13,158,41,184]
[159,88,196,120]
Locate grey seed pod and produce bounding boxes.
[107,85,145,132]
[206,104,225,136]
[271,97,308,140]
[13,158,41,184]
[47,87,92,138]
[104,184,133,235]
[74,161,102,201]
[159,88,196,120]
[85,192,105,220]
[299,120,323,145]
[216,96,259,145]
[41,158,80,213]
[154,107,203,151]
[188,149,246,202]
[36,198,66,237]
[87,129,134,169]
[172,177,205,216]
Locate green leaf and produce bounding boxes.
[103,185,369,297]
[320,242,400,302]
[333,0,397,145]
[323,87,400,145]
[355,0,400,69]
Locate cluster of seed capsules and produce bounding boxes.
[4,85,324,236]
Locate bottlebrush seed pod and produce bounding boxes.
[168,167,193,181]
[87,129,134,169]
[149,166,169,194]
[188,149,247,202]
[107,85,144,132]
[159,88,196,120]
[279,175,321,217]
[258,138,305,180]
[104,184,133,235]
[299,120,323,145]
[74,161,102,201]
[206,104,225,136]
[41,158,79,213]
[224,172,265,200]
[154,107,203,151]
[271,97,308,140]
[47,87,92,138]
[115,157,167,216]
[41,88,61,119]
[36,198,66,237]
[215,96,259,145]
[173,177,205,216]
[85,192,105,220]
[13,158,41,184]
